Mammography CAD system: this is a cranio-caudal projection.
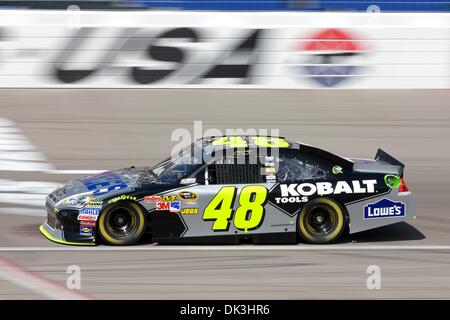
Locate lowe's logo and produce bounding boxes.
[364,199,405,219]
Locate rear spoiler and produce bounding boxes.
[375,149,405,176]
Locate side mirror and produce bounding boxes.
[180,178,196,185]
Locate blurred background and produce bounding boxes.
[0,0,449,300]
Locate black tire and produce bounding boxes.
[297,198,347,244]
[98,201,146,246]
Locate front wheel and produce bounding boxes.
[98,201,146,245]
[297,198,347,244]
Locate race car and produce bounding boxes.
[40,135,416,245]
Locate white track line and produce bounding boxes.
[1,245,450,251]
[0,256,92,300]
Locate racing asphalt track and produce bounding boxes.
[0,89,450,299]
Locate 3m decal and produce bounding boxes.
[156,201,170,211]
[364,199,405,219]
[203,186,268,232]
[155,201,191,214]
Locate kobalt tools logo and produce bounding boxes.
[364,199,405,219]
[292,28,366,87]
[280,180,376,198]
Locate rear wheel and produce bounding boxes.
[98,201,146,245]
[297,198,347,244]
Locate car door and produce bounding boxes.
[178,150,293,239]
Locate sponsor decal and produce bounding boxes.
[80,220,96,227]
[364,199,405,219]
[384,174,401,189]
[160,195,178,202]
[170,201,181,213]
[77,203,100,221]
[81,171,128,196]
[275,180,377,204]
[291,28,367,87]
[180,208,199,214]
[274,195,309,204]
[280,180,377,197]
[262,167,277,175]
[80,225,93,236]
[77,209,99,221]
[332,165,343,175]
[156,201,170,211]
[178,191,199,201]
[84,200,102,209]
[144,195,161,203]
[107,195,137,204]
[155,201,182,213]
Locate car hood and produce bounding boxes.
[50,167,152,202]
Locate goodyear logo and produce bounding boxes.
[178,191,198,201]
[108,195,137,204]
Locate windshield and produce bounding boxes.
[150,143,204,184]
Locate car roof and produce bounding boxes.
[195,135,354,169]
[198,135,299,149]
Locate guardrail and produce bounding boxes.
[0,11,448,88]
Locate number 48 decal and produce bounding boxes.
[203,186,268,232]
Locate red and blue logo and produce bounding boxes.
[292,28,366,87]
